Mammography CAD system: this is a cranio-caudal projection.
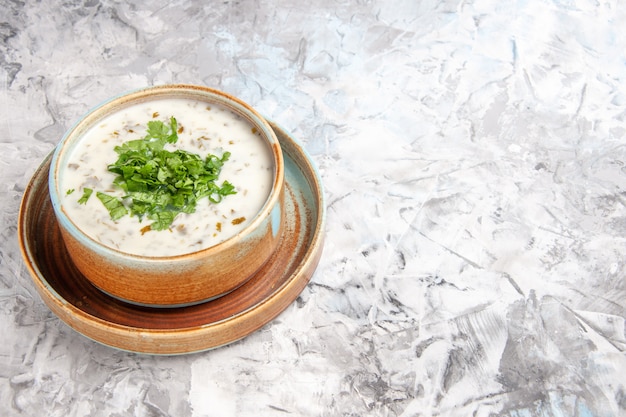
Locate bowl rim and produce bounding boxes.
[48,84,284,261]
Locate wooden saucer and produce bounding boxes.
[18,121,325,355]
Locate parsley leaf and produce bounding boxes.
[77,188,93,204]
[96,192,128,220]
[99,116,236,231]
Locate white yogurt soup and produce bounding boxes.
[60,98,275,257]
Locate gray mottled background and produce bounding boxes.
[1,0,625,416]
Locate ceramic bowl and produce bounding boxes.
[48,84,284,307]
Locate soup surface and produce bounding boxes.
[60,98,274,256]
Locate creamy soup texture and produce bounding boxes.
[60,98,274,257]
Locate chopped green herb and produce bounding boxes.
[66,189,75,195]
[97,116,236,231]
[77,188,93,205]
[96,192,128,221]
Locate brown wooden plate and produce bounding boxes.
[18,121,325,355]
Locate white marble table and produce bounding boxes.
[1,0,625,415]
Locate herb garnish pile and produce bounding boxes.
[77,116,236,231]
